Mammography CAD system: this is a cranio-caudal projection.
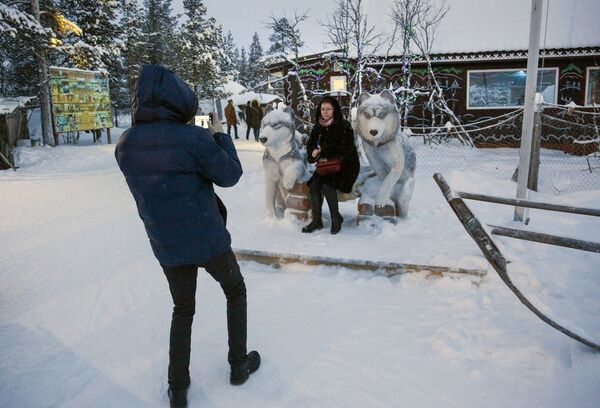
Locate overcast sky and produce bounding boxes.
[172,0,600,55]
[172,0,338,53]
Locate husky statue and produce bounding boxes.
[355,90,416,220]
[260,106,311,219]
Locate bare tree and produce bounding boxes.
[391,0,470,144]
[265,9,311,119]
[320,0,396,105]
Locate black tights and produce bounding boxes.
[309,175,339,220]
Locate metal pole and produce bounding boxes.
[31,0,55,147]
[515,0,544,221]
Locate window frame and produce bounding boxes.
[466,67,558,110]
[585,66,600,106]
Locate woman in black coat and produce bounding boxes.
[302,96,360,234]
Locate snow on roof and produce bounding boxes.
[218,81,282,106]
[0,96,37,115]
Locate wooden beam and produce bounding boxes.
[434,172,600,352]
[233,248,487,278]
[490,225,600,254]
[457,191,600,217]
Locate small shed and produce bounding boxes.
[0,96,38,169]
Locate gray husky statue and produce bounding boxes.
[355,90,416,220]
[260,106,311,219]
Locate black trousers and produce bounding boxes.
[227,124,238,138]
[161,249,247,389]
[309,175,339,219]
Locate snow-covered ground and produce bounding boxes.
[1,126,599,407]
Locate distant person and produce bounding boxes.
[244,101,252,140]
[302,96,359,234]
[224,99,239,139]
[248,100,263,141]
[115,64,260,408]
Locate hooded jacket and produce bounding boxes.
[115,65,242,266]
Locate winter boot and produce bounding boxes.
[167,386,189,408]
[330,213,344,234]
[230,350,261,385]
[302,217,323,233]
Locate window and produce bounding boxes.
[467,68,558,109]
[586,67,600,106]
[268,70,284,91]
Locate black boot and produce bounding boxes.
[322,182,342,234]
[230,350,261,385]
[167,386,188,408]
[331,213,343,234]
[302,218,323,233]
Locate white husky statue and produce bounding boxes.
[355,90,416,219]
[260,106,311,219]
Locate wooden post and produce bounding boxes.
[106,127,112,144]
[433,172,600,352]
[232,248,486,278]
[490,225,600,253]
[455,191,600,217]
[528,98,543,191]
[515,0,544,221]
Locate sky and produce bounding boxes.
[172,0,600,55]
[172,0,337,53]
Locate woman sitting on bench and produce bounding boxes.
[302,96,360,234]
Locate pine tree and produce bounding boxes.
[237,47,248,87]
[175,0,225,100]
[58,0,121,71]
[247,32,267,91]
[0,0,62,96]
[119,0,147,109]
[142,0,177,67]
[266,11,308,62]
[220,31,237,81]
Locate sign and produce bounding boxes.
[330,76,347,95]
[49,67,112,133]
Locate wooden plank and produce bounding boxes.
[457,191,600,217]
[434,172,600,352]
[490,225,600,254]
[233,248,486,277]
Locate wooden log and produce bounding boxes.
[456,191,600,218]
[489,225,600,254]
[284,195,310,211]
[232,248,486,278]
[433,172,600,352]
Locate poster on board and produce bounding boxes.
[49,67,113,133]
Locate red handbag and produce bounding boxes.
[315,157,342,175]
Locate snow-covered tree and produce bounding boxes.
[247,32,267,91]
[219,31,237,81]
[266,10,308,63]
[391,0,470,143]
[142,0,177,67]
[237,47,248,86]
[176,0,225,100]
[115,0,147,106]
[57,0,121,71]
[320,0,393,104]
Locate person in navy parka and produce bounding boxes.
[115,65,260,407]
